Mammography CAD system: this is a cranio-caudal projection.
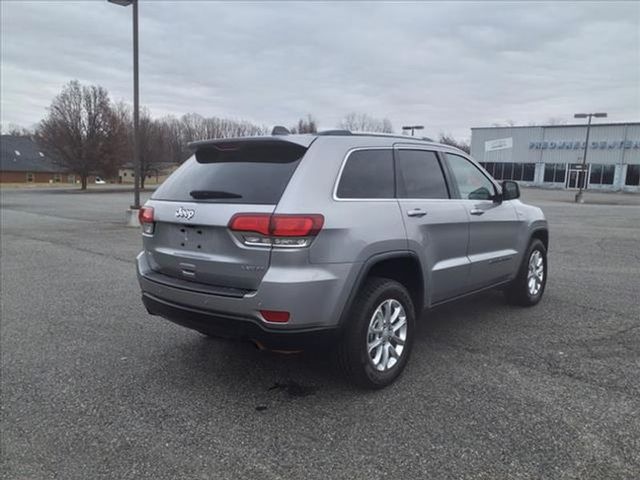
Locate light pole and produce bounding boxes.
[573,112,607,203]
[109,0,141,222]
[402,125,424,136]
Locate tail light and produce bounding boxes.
[138,206,155,234]
[229,213,324,248]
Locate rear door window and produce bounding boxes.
[152,141,306,204]
[336,149,394,199]
[396,149,449,199]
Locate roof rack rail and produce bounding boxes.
[317,129,352,136]
[271,126,290,136]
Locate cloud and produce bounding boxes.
[1,1,638,139]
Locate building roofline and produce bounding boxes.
[471,122,640,130]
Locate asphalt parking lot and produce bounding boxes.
[1,187,639,479]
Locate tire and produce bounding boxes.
[505,239,547,306]
[337,277,415,389]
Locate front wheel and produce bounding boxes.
[505,239,547,306]
[337,277,415,389]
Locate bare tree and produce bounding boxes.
[290,115,318,134]
[526,117,568,127]
[153,113,266,165]
[176,113,266,142]
[438,133,470,154]
[492,119,517,127]
[2,124,33,136]
[546,117,567,125]
[338,112,393,133]
[158,116,190,164]
[125,108,172,189]
[36,81,128,189]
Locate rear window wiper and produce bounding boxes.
[189,190,243,200]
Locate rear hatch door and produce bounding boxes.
[144,137,312,291]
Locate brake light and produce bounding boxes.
[260,310,290,323]
[228,214,270,236]
[138,206,154,234]
[228,213,324,248]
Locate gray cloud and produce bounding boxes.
[1,1,638,139]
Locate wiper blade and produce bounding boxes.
[189,190,243,199]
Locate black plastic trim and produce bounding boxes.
[143,270,252,298]
[143,293,338,350]
[336,250,423,329]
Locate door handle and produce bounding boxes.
[469,208,485,216]
[407,208,427,217]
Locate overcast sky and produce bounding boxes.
[1,1,639,139]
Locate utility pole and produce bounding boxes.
[573,112,607,203]
[402,125,424,137]
[109,0,141,223]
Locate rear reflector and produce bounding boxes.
[260,310,290,323]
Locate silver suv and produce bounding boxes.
[136,131,548,388]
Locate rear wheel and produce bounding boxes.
[337,277,415,389]
[505,239,547,306]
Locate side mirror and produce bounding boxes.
[501,180,520,201]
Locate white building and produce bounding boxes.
[470,122,640,192]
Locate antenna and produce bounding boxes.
[271,126,290,136]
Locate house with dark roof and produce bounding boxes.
[0,135,75,184]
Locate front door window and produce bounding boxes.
[445,153,496,200]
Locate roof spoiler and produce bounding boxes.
[190,134,319,150]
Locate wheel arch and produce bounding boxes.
[530,227,549,250]
[337,251,424,329]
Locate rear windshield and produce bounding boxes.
[152,141,306,204]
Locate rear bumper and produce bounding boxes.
[137,251,358,346]
[142,293,338,350]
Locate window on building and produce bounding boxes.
[544,163,566,183]
[503,162,513,181]
[493,162,504,180]
[68,175,76,183]
[589,164,602,184]
[123,172,127,177]
[482,162,495,176]
[53,174,61,183]
[523,163,535,181]
[589,164,615,185]
[486,162,536,181]
[396,150,449,199]
[625,165,640,186]
[26,172,34,183]
[513,163,523,181]
[336,149,395,199]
